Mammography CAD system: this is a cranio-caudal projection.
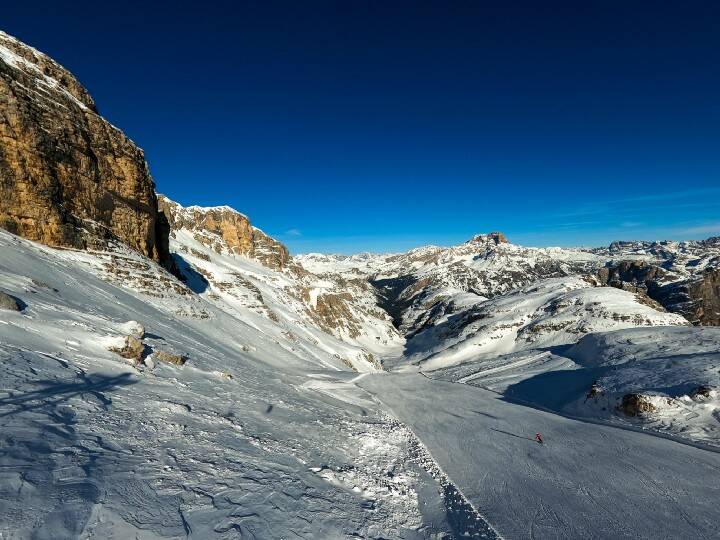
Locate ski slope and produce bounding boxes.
[0,231,437,539]
[358,373,720,540]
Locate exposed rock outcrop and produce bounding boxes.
[596,260,668,293]
[0,31,174,270]
[468,232,508,245]
[666,268,720,326]
[158,196,289,269]
[108,335,145,362]
[154,350,187,366]
[617,394,657,417]
[0,291,20,311]
[596,260,720,325]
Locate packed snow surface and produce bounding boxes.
[359,373,720,540]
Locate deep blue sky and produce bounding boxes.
[4,1,720,253]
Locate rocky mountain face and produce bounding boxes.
[299,234,606,336]
[298,233,720,371]
[155,196,402,371]
[0,28,717,373]
[0,31,174,270]
[158,196,289,270]
[592,239,720,325]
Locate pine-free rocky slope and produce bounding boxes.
[1,29,720,539]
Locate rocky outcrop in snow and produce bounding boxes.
[0,31,174,270]
[0,291,20,311]
[158,196,289,270]
[596,258,720,325]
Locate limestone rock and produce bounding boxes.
[468,232,508,245]
[670,268,720,326]
[158,196,289,270]
[597,261,720,325]
[0,31,175,271]
[0,291,20,311]
[109,335,145,361]
[617,394,657,417]
[154,350,187,366]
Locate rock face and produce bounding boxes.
[0,291,20,311]
[158,196,289,270]
[0,31,174,269]
[662,269,720,326]
[596,260,668,294]
[617,394,657,417]
[597,260,720,325]
[469,232,508,245]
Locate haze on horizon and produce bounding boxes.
[4,1,719,254]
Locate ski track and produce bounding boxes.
[358,373,720,540]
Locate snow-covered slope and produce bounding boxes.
[429,324,720,449]
[396,277,688,371]
[299,234,606,338]
[358,373,720,540]
[565,327,720,445]
[159,197,403,372]
[0,230,444,539]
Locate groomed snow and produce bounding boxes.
[358,373,720,540]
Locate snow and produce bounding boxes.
[563,327,720,446]
[0,32,90,112]
[358,373,720,540]
[0,230,437,538]
[1,223,719,538]
[184,204,248,219]
[395,277,687,372]
[165,219,404,372]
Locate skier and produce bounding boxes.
[535,432,544,444]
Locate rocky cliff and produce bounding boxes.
[0,31,173,269]
[158,196,289,270]
[596,260,720,325]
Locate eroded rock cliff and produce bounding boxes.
[0,31,173,269]
[158,196,289,270]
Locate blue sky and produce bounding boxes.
[4,1,720,253]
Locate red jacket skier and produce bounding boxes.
[535,432,544,444]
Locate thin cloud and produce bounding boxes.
[668,222,720,237]
[284,228,302,237]
[551,187,720,220]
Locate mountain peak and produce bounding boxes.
[468,232,509,245]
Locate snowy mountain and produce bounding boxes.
[2,28,720,539]
[157,196,403,372]
[0,230,431,538]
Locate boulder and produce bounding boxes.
[617,394,657,417]
[108,335,145,362]
[154,350,187,366]
[0,291,20,311]
[118,320,145,339]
